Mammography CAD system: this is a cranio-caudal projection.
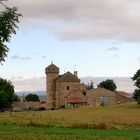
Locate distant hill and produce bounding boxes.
[16,91,46,96]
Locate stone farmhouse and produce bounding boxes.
[45,63,86,109]
[45,63,133,109]
[12,63,133,111]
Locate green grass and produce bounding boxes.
[0,124,140,140]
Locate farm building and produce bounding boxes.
[86,88,116,106]
[45,63,134,109]
[116,91,134,103]
[12,63,134,111]
[45,63,86,109]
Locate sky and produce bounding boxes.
[1,0,140,92]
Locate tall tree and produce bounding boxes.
[132,69,140,104]
[0,78,15,111]
[132,69,140,89]
[98,79,117,92]
[0,1,22,63]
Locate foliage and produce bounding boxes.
[0,78,14,111]
[98,79,117,92]
[133,89,140,100]
[132,69,140,104]
[0,2,22,63]
[82,81,94,90]
[132,69,140,88]
[133,90,140,104]
[137,97,140,104]
[13,94,20,101]
[25,94,40,102]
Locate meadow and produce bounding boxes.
[0,102,140,139]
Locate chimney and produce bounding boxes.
[74,71,78,77]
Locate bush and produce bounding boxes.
[25,94,40,102]
[137,97,140,104]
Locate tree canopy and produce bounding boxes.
[0,78,15,111]
[25,94,40,102]
[98,79,117,92]
[0,1,22,63]
[13,94,20,101]
[132,69,140,104]
[132,69,140,89]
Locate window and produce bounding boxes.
[67,86,69,90]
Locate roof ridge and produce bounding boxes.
[56,71,80,82]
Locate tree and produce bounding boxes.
[0,78,15,111]
[133,89,140,100]
[132,69,140,89]
[13,94,20,101]
[25,94,40,102]
[82,81,94,90]
[98,79,117,92]
[132,69,140,104]
[133,89,140,104]
[0,1,22,63]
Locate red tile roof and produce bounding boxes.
[117,91,133,100]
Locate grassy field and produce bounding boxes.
[0,102,140,139]
[0,124,140,140]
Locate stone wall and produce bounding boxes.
[87,88,117,106]
[12,101,42,111]
[55,82,80,108]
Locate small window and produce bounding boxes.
[67,86,69,90]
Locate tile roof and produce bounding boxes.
[56,71,80,82]
[117,91,133,100]
[87,87,116,97]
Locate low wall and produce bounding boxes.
[12,101,42,111]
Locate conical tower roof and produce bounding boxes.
[45,63,59,74]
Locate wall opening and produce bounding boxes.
[67,86,69,90]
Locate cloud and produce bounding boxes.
[42,56,47,59]
[81,76,135,93]
[11,76,23,80]
[137,57,140,65]
[10,76,135,93]
[112,54,119,58]
[7,0,140,42]
[10,55,31,60]
[106,47,119,51]
[10,77,46,91]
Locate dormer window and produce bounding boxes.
[67,86,69,90]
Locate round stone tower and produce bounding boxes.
[45,63,59,109]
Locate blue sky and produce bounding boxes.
[1,0,140,91]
